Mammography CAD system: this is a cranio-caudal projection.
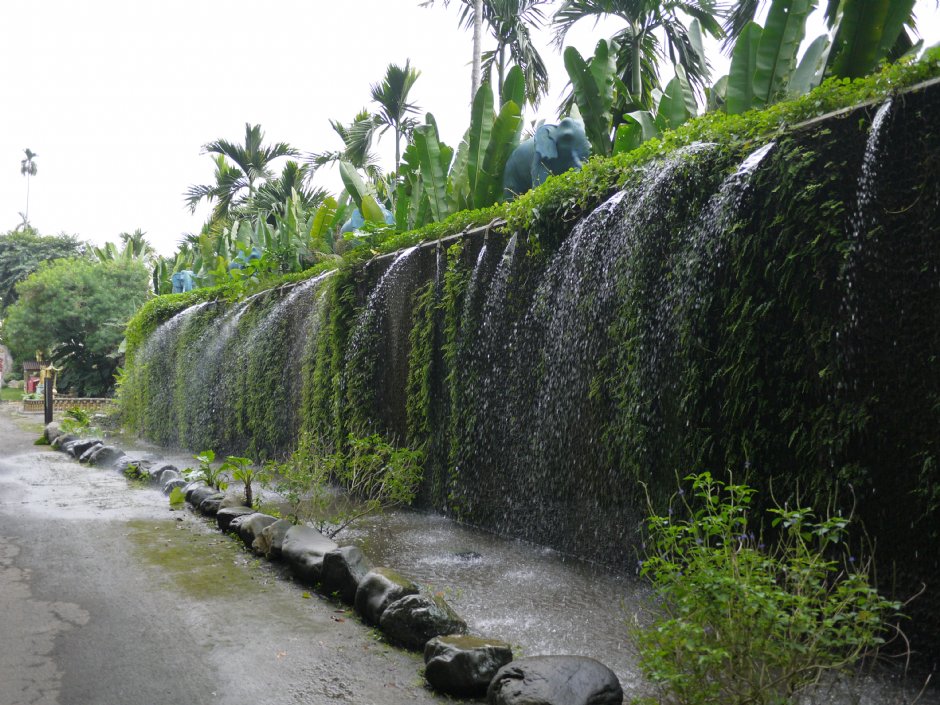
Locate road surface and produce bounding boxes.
[0,403,445,705]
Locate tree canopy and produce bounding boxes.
[0,229,85,312]
[3,257,150,396]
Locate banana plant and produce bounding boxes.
[563,38,618,156]
[614,66,698,154]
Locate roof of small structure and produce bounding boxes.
[22,361,45,371]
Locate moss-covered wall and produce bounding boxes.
[120,77,940,646]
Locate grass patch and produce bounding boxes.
[0,386,23,401]
[126,519,271,599]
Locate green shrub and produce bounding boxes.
[220,455,268,508]
[633,473,900,705]
[184,450,228,491]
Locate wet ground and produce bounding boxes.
[0,403,446,705]
[2,402,935,705]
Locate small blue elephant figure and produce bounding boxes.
[502,117,591,200]
[171,269,195,294]
[341,205,396,234]
[228,247,263,271]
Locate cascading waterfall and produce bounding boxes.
[122,86,939,651]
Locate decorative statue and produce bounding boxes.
[228,247,263,271]
[502,117,591,200]
[171,269,196,294]
[341,205,396,234]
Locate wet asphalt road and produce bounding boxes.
[0,404,447,705]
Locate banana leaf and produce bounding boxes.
[564,40,616,156]
[752,0,815,108]
[412,124,452,223]
[339,160,370,211]
[727,22,763,114]
[828,0,916,78]
[787,34,830,98]
[501,65,526,110]
[476,99,523,208]
[467,82,495,212]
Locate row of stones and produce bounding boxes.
[44,422,624,705]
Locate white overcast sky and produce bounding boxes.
[2,1,938,257]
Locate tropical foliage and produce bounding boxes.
[0,229,85,311]
[3,257,150,395]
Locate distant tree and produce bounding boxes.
[20,149,37,224]
[371,60,422,176]
[424,0,549,104]
[185,123,298,224]
[92,229,157,264]
[3,258,150,396]
[0,230,85,312]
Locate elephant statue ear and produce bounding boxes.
[534,124,558,160]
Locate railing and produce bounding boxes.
[21,398,115,413]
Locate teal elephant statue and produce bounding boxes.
[502,117,591,200]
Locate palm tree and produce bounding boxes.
[552,0,723,108]
[251,161,329,217]
[20,149,37,224]
[479,0,551,106]
[424,0,550,104]
[305,110,384,181]
[370,60,422,176]
[185,123,298,221]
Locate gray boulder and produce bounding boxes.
[163,478,187,495]
[379,593,468,651]
[158,469,181,485]
[321,546,371,604]
[197,494,226,516]
[183,481,207,501]
[216,506,255,533]
[237,514,278,548]
[78,441,105,462]
[51,433,77,450]
[67,438,103,458]
[220,491,248,509]
[187,485,219,508]
[87,445,125,467]
[114,456,145,474]
[487,656,623,705]
[424,635,514,698]
[44,421,63,444]
[354,568,419,625]
[252,519,292,559]
[149,462,179,481]
[281,526,338,585]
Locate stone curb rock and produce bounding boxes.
[253,519,292,559]
[216,506,255,533]
[197,494,226,516]
[487,656,623,705]
[237,514,278,548]
[187,485,219,508]
[158,468,182,485]
[51,433,78,450]
[44,422,63,444]
[87,445,125,467]
[115,457,146,475]
[379,593,468,651]
[424,635,513,698]
[78,441,105,462]
[183,481,207,501]
[354,568,420,626]
[163,478,187,495]
[220,491,248,509]
[282,526,338,586]
[67,438,103,458]
[321,546,371,604]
